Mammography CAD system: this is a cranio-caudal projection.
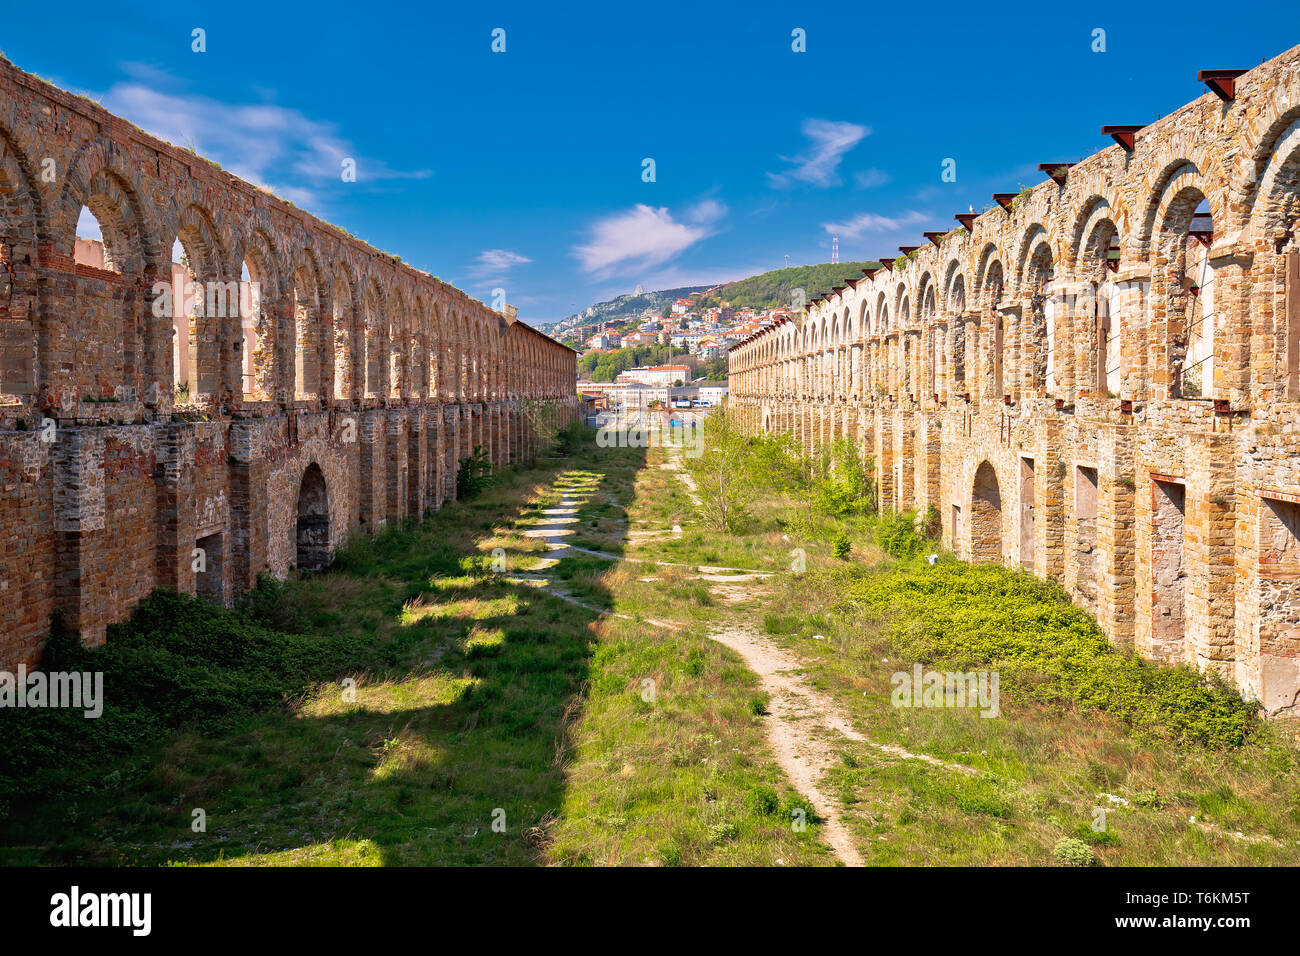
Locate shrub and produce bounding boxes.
[1053,836,1098,866]
[832,531,852,560]
[746,785,779,816]
[872,509,925,558]
[456,446,494,499]
[847,561,1260,748]
[813,439,875,517]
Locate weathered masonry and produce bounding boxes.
[731,44,1300,716]
[0,58,577,668]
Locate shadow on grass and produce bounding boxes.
[0,436,647,866]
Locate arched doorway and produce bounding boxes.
[295,463,330,571]
[971,460,1003,562]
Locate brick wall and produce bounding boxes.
[0,58,578,666]
[731,44,1300,716]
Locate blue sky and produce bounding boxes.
[6,0,1298,323]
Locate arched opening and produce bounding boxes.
[1179,198,1216,398]
[1083,220,1123,396]
[1026,243,1055,394]
[332,274,353,401]
[295,463,331,571]
[364,284,382,399]
[950,275,967,393]
[0,143,38,416]
[971,460,1003,562]
[293,263,320,400]
[983,262,1006,400]
[74,205,118,272]
[240,256,270,402]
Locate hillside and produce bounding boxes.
[696,261,879,312]
[558,284,711,329]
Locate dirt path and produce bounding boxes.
[707,624,979,867]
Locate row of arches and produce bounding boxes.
[0,108,573,422]
[733,54,1300,412]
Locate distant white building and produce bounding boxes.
[697,381,729,406]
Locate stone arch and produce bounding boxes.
[388,289,409,400]
[237,229,279,403]
[330,264,356,401]
[1151,168,1219,399]
[295,462,330,571]
[1024,238,1055,394]
[167,203,227,404]
[0,123,43,415]
[291,251,324,400]
[62,167,153,408]
[363,277,385,398]
[971,460,1003,562]
[1078,204,1124,395]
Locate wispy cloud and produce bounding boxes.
[821,210,927,240]
[573,200,726,277]
[767,119,869,189]
[469,248,532,281]
[93,62,431,212]
[853,168,891,190]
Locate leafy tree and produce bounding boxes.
[687,404,762,533]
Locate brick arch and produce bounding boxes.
[1135,158,1225,254]
[236,228,281,403]
[1236,67,1300,230]
[0,121,44,415]
[362,276,386,399]
[1248,113,1300,241]
[290,249,325,401]
[387,288,410,400]
[330,264,356,401]
[970,460,1003,562]
[973,241,1003,299]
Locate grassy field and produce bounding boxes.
[2,425,1297,866]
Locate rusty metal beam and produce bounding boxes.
[1197,69,1247,102]
[1101,124,1145,152]
[924,231,946,247]
[954,213,976,232]
[1037,162,1075,185]
[992,193,1017,211]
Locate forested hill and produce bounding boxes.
[696,261,879,312]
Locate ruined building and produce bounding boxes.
[730,44,1300,715]
[0,58,578,667]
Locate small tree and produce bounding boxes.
[687,404,760,533]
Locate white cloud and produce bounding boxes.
[853,168,891,190]
[767,119,869,189]
[93,63,431,213]
[821,210,927,240]
[470,248,532,279]
[573,201,726,276]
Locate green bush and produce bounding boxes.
[746,785,779,816]
[872,509,926,558]
[832,531,852,560]
[813,439,875,517]
[846,560,1260,748]
[1053,836,1098,866]
[456,445,494,499]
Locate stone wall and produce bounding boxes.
[730,44,1300,716]
[0,58,577,667]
